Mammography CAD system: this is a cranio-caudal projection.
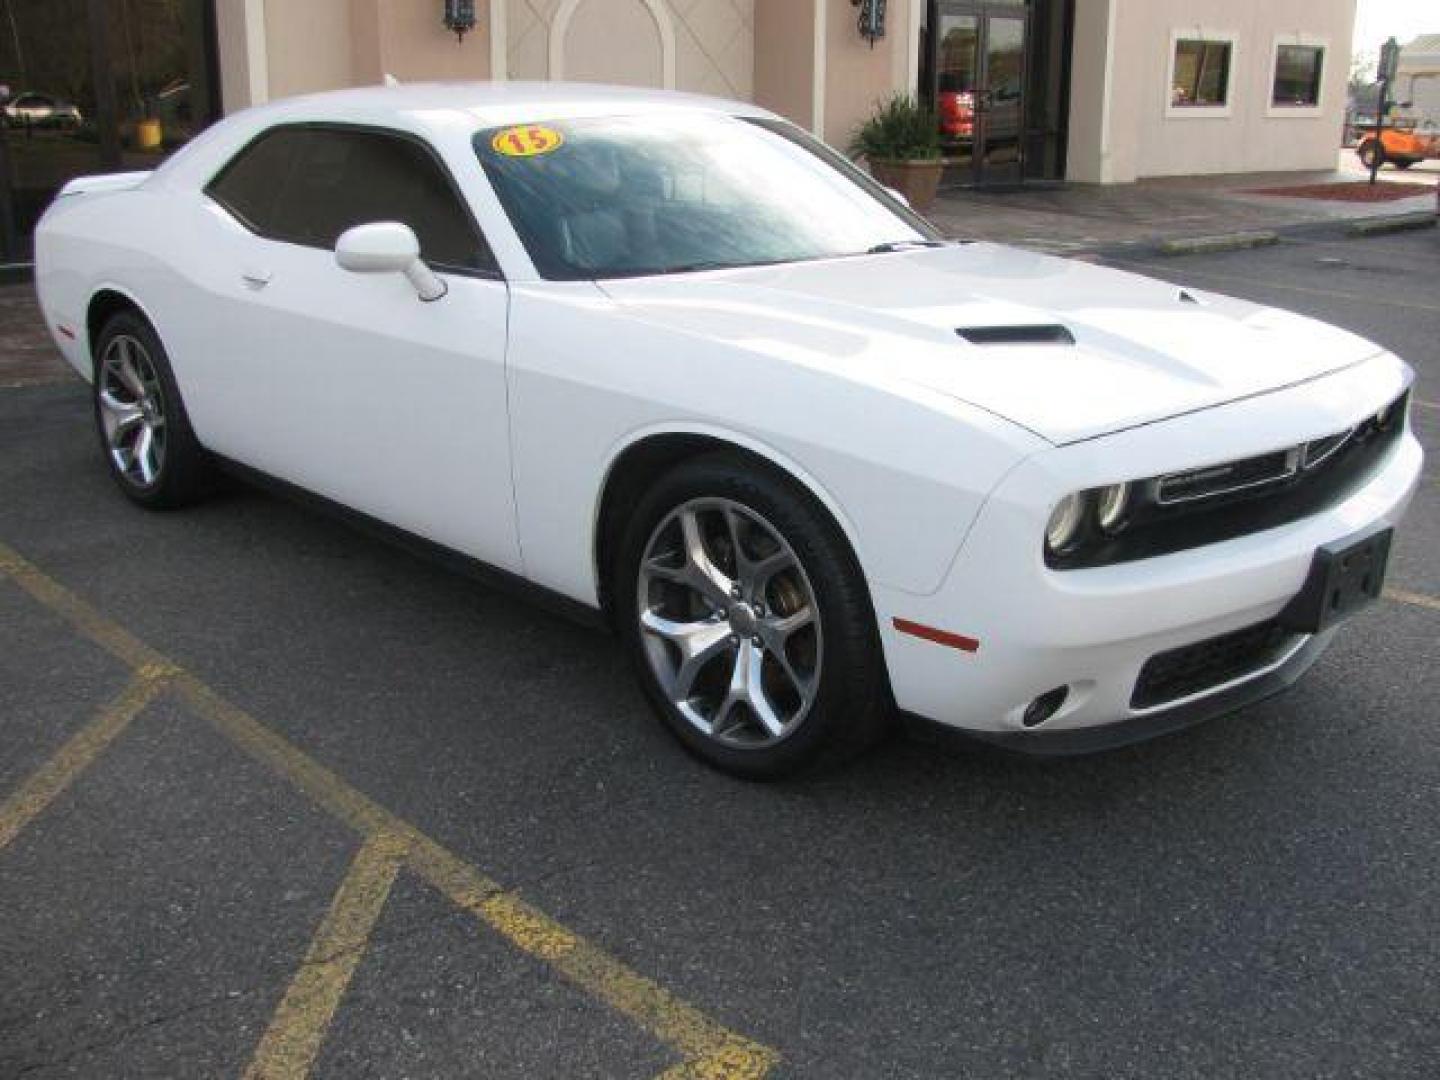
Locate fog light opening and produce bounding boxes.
[1022,686,1069,729]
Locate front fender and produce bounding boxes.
[505,283,1042,604]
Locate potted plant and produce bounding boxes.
[850,94,944,211]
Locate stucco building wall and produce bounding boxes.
[753,1,816,132]
[216,0,1358,185]
[1069,0,1355,182]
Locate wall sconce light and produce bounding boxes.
[443,0,478,42]
[852,0,887,48]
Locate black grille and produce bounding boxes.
[1131,620,1302,710]
[1156,448,1296,504]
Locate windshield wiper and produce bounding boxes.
[654,260,736,275]
[867,240,947,254]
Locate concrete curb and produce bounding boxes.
[1157,231,1280,256]
[1065,212,1439,262]
[1345,211,1438,237]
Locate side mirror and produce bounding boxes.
[335,221,447,302]
[885,186,912,209]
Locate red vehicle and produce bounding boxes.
[939,90,974,140]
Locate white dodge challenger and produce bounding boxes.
[36,84,1422,778]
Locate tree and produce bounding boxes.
[1349,50,1379,108]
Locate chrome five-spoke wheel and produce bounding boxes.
[636,498,823,748]
[97,333,167,488]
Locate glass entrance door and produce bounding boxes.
[935,11,979,173]
[0,0,218,268]
[979,14,1026,182]
[931,2,1029,186]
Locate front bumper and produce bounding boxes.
[903,627,1334,755]
[876,353,1422,750]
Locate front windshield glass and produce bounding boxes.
[474,113,941,280]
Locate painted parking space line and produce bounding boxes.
[244,830,410,1080]
[0,662,174,852]
[0,540,778,1079]
[169,674,773,1073]
[1385,588,1440,613]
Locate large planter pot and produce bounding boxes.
[867,157,945,212]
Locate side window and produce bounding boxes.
[207,126,497,275]
[206,128,306,235]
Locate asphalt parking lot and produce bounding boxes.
[2,226,1438,1079]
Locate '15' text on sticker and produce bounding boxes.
[491,125,564,158]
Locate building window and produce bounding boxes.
[1272,44,1324,108]
[1171,38,1233,109]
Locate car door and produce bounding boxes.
[196,124,521,573]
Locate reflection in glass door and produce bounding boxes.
[930,2,1029,186]
[935,12,979,171]
[0,0,218,266]
[979,15,1025,182]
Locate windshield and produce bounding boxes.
[474,113,941,280]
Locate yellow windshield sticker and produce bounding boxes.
[491,125,564,158]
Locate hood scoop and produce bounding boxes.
[957,324,1076,346]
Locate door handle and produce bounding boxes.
[241,268,273,290]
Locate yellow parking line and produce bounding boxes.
[1386,587,1440,613]
[243,830,410,1080]
[0,546,169,672]
[0,663,173,852]
[0,540,777,1078]
[654,1046,782,1080]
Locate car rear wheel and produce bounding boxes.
[92,311,212,509]
[616,454,890,779]
[1357,140,1384,170]
[1391,157,1417,170]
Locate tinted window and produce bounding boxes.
[208,126,494,273]
[206,127,304,236]
[1273,45,1324,107]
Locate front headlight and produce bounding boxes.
[1046,483,1136,558]
[1095,483,1132,534]
[1045,492,1087,554]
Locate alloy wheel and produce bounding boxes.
[636,498,823,748]
[97,334,167,488]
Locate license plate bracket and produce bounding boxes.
[1278,526,1393,634]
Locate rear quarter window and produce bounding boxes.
[205,127,305,235]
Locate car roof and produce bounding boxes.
[241,81,773,131]
[152,82,781,190]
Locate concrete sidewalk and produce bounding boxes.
[927,158,1439,255]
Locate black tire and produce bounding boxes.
[91,309,212,509]
[615,452,891,780]
[1392,157,1417,170]
[1357,140,1384,170]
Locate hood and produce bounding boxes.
[598,243,1383,445]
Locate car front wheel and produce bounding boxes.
[616,454,890,779]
